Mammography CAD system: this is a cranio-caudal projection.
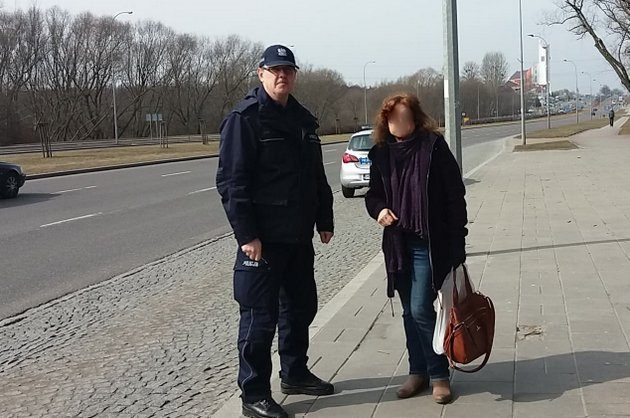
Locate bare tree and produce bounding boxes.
[481,52,509,116]
[119,21,173,138]
[462,61,480,81]
[212,35,262,123]
[551,0,630,92]
[294,66,347,129]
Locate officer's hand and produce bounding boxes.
[319,231,334,244]
[241,238,262,261]
[377,208,398,227]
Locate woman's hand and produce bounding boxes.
[377,208,399,227]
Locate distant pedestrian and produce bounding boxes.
[609,108,615,127]
[365,93,468,404]
[216,44,334,418]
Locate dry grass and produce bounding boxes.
[619,118,630,136]
[527,110,625,138]
[3,143,218,175]
[514,140,578,152]
[2,133,352,176]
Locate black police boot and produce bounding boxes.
[242,398,288,418]
[280,370,334,396]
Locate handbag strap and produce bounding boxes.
[448,347,492,373]
[451,264,474,305]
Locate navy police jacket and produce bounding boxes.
[216,87,334,246]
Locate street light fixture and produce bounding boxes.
[112,11,133,145]
[527,34,551,129]
[563,59,579,124]
[363,60,375,125]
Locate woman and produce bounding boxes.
[365,93,468,404]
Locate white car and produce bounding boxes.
[339,130,373,198]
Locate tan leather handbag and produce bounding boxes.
[443,266,495,373]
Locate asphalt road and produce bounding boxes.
[0,115,580,319]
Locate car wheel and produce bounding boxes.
[341,186,355,198]
[2,171,20,198]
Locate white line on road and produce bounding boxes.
[324,149,338,153]
[187,187,217,195]
[40,212,103,228]
[161,171,191,177]
[56,185,97,193]
[324,161,337,166]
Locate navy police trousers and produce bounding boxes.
[233,242,317,402]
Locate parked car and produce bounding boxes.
[339,130,373,198]
[0,161,26,198]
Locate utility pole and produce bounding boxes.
[443,0,462,171]
[518,0,527,146]
[112,11,133,145]
[363,60,375,125]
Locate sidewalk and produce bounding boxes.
[214,117,630,418]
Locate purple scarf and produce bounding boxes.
[383,132,432,292]
[388,133,427,236]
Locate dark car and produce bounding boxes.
[0,162,26,198]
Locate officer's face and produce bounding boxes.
[257,65,297,101]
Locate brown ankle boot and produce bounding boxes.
[432,380,452,404]
[396,375,428,399]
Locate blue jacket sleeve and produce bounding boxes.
[315,146,334,233]
[216,112,258,246]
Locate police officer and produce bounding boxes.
[216,45,335,418]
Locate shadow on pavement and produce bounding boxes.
[0,193,59,208]
[467,237,630,258]
[284,351,630,414]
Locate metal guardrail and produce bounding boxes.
[0,135,221,155]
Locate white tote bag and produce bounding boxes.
[432,264,475,355]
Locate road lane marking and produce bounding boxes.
[40,212,103,228]
[56,185,97,193]
[56,187,82,193]
[324,162,336,166]
[324,149,338,153]
[161,171,191,177]
[187,187,217,195]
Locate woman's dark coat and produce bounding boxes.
[365,132,468,297]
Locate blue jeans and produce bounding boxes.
[397,237,450,381]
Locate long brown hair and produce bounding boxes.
[372,93,439,146]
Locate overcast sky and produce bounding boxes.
[16,0,624,94]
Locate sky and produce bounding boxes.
[14,0,625,94]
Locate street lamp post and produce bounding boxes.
[518,0,526,145]
[582,71,593,119]
[363,60,375,125]
[563,59,579,124]
[112,11,133,145]
[527,34,551,129]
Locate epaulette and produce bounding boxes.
[233,97,258,115]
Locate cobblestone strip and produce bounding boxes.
[0,191,383,417]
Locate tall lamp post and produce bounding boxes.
[527,34,551,129]
[581,71,593,119]
[563,59,579,124]
[518,0,526,145]
[363,60,375,125]
[112,11,133,144]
